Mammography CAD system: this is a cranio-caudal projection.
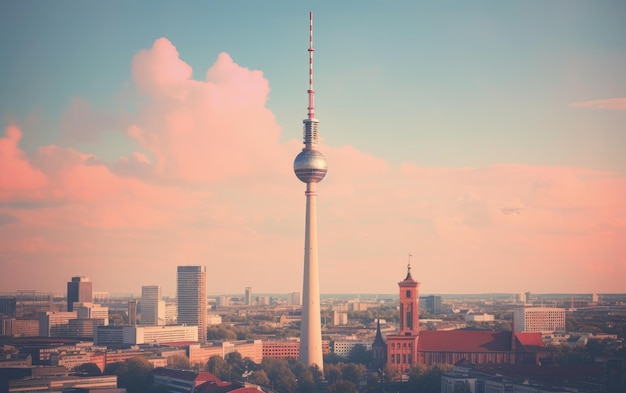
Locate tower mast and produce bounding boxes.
[294,11,327,373]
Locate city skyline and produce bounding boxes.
[1,2,625,295]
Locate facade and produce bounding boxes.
[67,276,93,312]
[68,318,105,338]
[128,299,137,325]
[513,307,566,333]
[332,340,372,358]
[1,318,39,337]
[332,310,348,326]
[293,12,328,373]
[39,311,77,337]
[287,292,301,306]
[6,375,119,393]
[244,287,253,306]
[262,339,331,360]
[466,313,495,322]
[141,285,163,325]
[94,325,199,346]
[75,302,109,323]
[177,266,207,343]
[419,295,442,314]
[188,340,263,365]
[0,296,17,317]
[386,261,420,375]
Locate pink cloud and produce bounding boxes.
[570,97,626,110]
[1,38,624,295]
[0,126,48,197]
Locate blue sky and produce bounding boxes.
[1,1,625,295]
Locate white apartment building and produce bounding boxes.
[332,340,372,358]
[94,325,199,346]
[514,307,566,333]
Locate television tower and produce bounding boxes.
[293,11,327,373]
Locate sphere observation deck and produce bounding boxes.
[294,149,327,183]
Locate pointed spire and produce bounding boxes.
[405,253,414,281]
[373,318,385,345]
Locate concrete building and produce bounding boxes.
[67,276,92,312]
[94,325,199,346]
[513,307,566,333]
[244,287,253,306]
[141,285,163,325]
[332,340,372,358]
[188,340,263,365]
[332,310,348,326]
[466,313,495,322]
[419,295,442,314]
[128,299,137,325]
[262,339,331,360]
[75,302,109,323]
[177,266,207,343]
[39,311,77,337]
[1,318,39,337]
[287,292,301,306]
[165,300,177,324]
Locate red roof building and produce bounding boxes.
[382,263,549,375]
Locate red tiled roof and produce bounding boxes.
[514,332,546,352]
[417,330,512,352]
[195,382,260,393]
[152,367,221,383]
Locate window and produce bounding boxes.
[406,290,411,298]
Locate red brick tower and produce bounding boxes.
[386,256,420,377]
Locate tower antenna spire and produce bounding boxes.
[307,11,315,120]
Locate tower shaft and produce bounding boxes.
[300,182,324,370]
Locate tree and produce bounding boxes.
[105,356,154,393]
[324,352,347,364]
[74,362,102,376]
[308,364,324,383]
[325,363,342,384]
[207,356,229,381]
[261,358,297,393]
[339,362,365,386]
[327,380,357,393]
[225,352,245,379]
[167,354,190,369]
[207,326,237,340]
[248,369,271,387]
[348,344,372,366]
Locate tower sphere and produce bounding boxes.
[294,149,327,183]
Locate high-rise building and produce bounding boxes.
[67,276,92,312]
[128,299,137,325]
[141,285,163,325]
[177,266,207,343]
[419,295,442,314]
[244,287,253,306]
[287,292,301,306]
[293,12,328,373]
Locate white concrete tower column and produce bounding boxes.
[293,12,326,373]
